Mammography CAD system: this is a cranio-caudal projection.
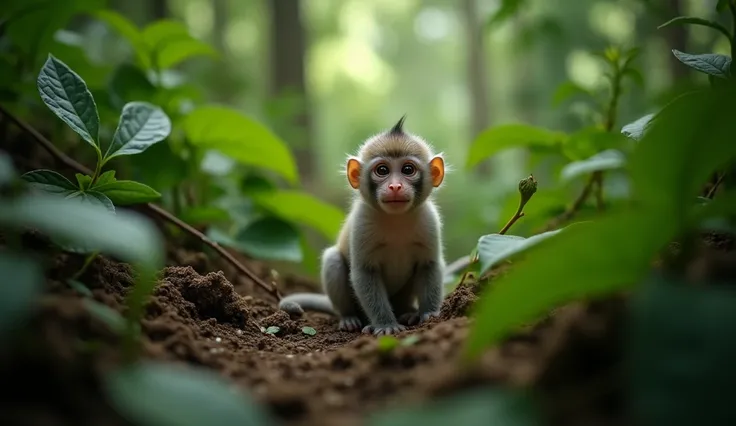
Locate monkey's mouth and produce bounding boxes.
[381,198,411,204]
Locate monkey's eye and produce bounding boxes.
[375,164,390,176]
[401,164,416,175]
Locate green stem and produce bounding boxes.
[90,151,103,185]
[71,251,99,281]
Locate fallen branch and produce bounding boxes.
[0,105,280,301]
[706,172,727,199]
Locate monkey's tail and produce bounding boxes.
[278,293,336,316]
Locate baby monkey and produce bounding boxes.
[279,116,446,335]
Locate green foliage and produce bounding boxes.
[104,101,172,164]
[302,326,317,336]
[560,149,626,183]
[476,228,565,276]
[230,218,302,263]
[621,113,655,141]
[250,190,344,241]
[466,124,567,169]
[658,17,732,41]
[93,180,162,206]
[671,50,732,79]
[264,326,280,335]
[103,361,274,426]
[368,387,542,426]
[0,252,44,341]
[83,299,126,334]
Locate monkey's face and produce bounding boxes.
[366,157,427,214]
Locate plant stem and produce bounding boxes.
[499,208,525,235]
[90,154,102,185]
[593,171,604,211]
[71,250,99,281]
[706,172,727,199]
[0,104,281,301]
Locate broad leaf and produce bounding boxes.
[95,170,117,187]
[232,217,303,263]
[179,206,231,226]
[92,10,150,69]
[658,16,731,41]
[75,173,93,190]
[466,124,567,169]
[476,229,565,275]
[250,190,344,240]
[0,151,14,185]
[551,81,592,106]
[0,193,164,268]
[21,169,78,194]
[184,106,299,184]
[104,361,275,426]
[37,54,100,150]
[671,50,731,78]
[66,190,115,213]
[0,252,43,341]
[368,387,542,426]
[563,127,627,160]
[104,101,171,162]
[560,149,626,182]
[93,180,162,205]
[83,299,126,333]
[141,20,217,69]
[621,113,655,141]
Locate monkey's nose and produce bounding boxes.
[388,183,402,192]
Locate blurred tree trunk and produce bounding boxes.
[461,0,491,175]
[212,0,228,53]
[150,0,168,20]
[665,0,689,82]
[267,0,313,181]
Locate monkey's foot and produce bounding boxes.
[402,311,440,326]
[338,316,362,332]
[397,312,418,326]
[361,323,407,336]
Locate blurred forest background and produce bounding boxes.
[2,0,724,278]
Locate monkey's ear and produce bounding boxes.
[347,158,361,189]
[429,156,444,187]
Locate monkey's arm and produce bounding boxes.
[351,266,406,335]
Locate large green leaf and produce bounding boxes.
[466,124,567,169]
[0,252,43,341]
[104,361,275,426]
[476,228,566,275]
[560,149,626,183]
[369,387,541,426]
[183,106,299,184]
[104,101,171,162]
[37,54,100,150]
[224,217,303,263]
[250,190,344,240]
[93,180,162,205]
[92,10,150,69]
[21,169,78,195]
[658,16,731,41]
[141,20,217,69]
[671,50,731,78]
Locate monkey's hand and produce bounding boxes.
[361,323,407,336]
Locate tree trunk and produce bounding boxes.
[665,0,689,82]
[150,0,168,20]
[461,0,491,175]
[267,0,313,181]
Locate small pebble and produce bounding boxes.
[286,354,294,358]
[215,337,222,343]
[236,329,243,335]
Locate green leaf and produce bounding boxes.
[621,113,655,141]
[67,190,116,213]
[486,0,526,29]
[95,170,117,187]
[658,16,731,41]
[67,279,93,297]
[302,326,317,336]
[129,142,188,192]
[104,361,275,426]
[179,206,231,226]
[401,335,420,347]
[83,299,126,333]
[75,173,93,190]
[141,20,217,69]
[250,190,344,241]
[0,193,164,268]
[466,124,567,169]
[0,151,15,186]
[671,50,731,78]
[108,63,157,109]
[368,387,542,426]
[37,54,100,150]
[93,180,161,205]
[622,68,645,87]
[377,335,399,353]
[560,149,626,183]
[92,10,149,69]
[21,169,78,194]
[184,106,299,184]
[265,326,280,335]
[232,217,303,263]
[551,81,592,106]
[104,101,171,162]
[0,252,43,341]
[717,0,730,12]
[563,127,628,161]
[476,228,565,275]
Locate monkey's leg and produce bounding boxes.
[406,261,444,326]
[322,246,362,332]
[351,267,407,336]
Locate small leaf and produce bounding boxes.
[0,252,43,341]
[265,326,280,335]
[95,170,117,187]
[560,149,626,183]
[551,81,592,106]
[466,124,567,169]
[377,335,399,353]
[37,54,100,150]
[75,173,93,190]
[401,335,420,347]
[658,16,731,41]
[250,190,344,241]
[92,10,150,69]
[21,169,78,194]
[104,361,275,426]
[67,279,93,297]
[671,50,731,78]
[93,180,162,205]
[621,113,655,141]
[183,106,299,184]
[0,151,15,185]
[83,299,125,333]
[302,326,317,336]
[104,101,171,162]
[476,229,565,276]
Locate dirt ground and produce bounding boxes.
[1,133,733,426]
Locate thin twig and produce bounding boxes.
[706,172,726,199]
[0,104,280,300]
[499,210,525,235]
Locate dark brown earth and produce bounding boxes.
[2,131,735,426]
